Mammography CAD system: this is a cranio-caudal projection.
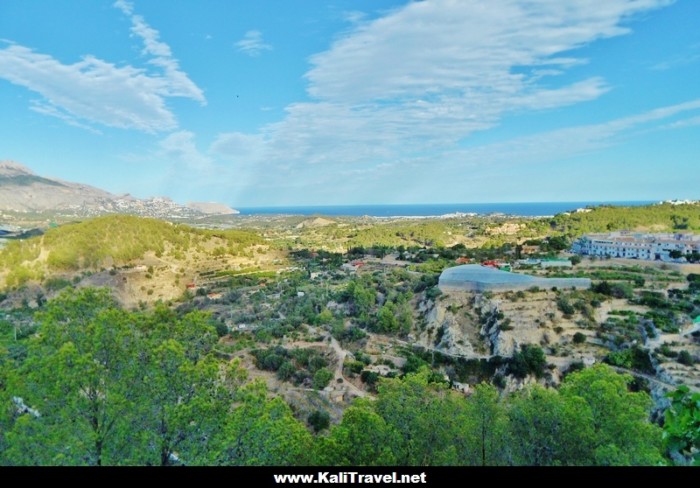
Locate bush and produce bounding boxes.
[312,367,333,390]
[214,321,229,337]
[564,361,585,375]
[572,332,586,344]
[499,319,514,331]
[605,346,654,374]
[557,296,576,317]
[509,345,547,378]
[360,370,379,386]
[425,286,442,301]
[678,350,695,366]
[657,344,678,358]
[344,360,364,375]
[277,361,296,381]
[44,277,72,292]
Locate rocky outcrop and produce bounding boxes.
[187,201,239,215]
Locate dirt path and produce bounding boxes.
[327,334,369,398]
[609,366,699,393]
[283,331,370,399]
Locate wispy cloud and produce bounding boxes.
[29,100,103,134]
[211,132,266,164]
[235,30,272,57]
[158,130,212,170]
[114,0,205,102]
[442,99,700,170]
[217,0,672,169]
[660,115,700,130]
[208,0,681,204]
[650,43,700,70]
[0,1,204,132]
[342,11,366,24]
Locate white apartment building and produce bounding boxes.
[572,232,700,261]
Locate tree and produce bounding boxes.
[317,400,397,465]
[559,365,663,465]
[3,304,140,465]
[131,342,229,465]
[308,410,330,433]
[374,369,458,465]
[213,381,313,466]
[509,345,547,379]
[376,302,399,333]
[508,386,594,465]
[459,383,510,466]
[0,288,240,466]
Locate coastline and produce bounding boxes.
[235,201,656,218]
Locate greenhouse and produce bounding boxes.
[438,264,591,292]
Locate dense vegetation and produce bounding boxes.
[542,203,700,237]
[0,215,265,286]
[0,287,684,466]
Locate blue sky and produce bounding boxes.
[0,0,698,207]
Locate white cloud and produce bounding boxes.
[0,2,204,132]
[235,30,272,57]
[114,0,205,103]
[220,0,672,182]
[158,130,212,170]
[29,99,103,134]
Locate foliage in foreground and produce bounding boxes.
[0,288,675,466]
[663,386,700,465]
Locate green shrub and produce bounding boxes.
[509,345,547,378]
[678,350,695,366]
[573,332,586,344]
[360,370,379,386]
[312,367,333,390]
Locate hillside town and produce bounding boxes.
[572,232,700,262]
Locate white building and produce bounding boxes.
[572,232,700,261]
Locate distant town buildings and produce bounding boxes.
[657,199,699,206]
[572,232,700,262]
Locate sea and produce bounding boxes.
[236,201,656,218]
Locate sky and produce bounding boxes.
[0,0,698,207]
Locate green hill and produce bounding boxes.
[527,203,700,237]
[0,215,266,287]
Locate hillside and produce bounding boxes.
[541,203,700,237]
[0,207,698,466]
[0,215,281,307]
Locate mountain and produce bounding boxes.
[0,161,113,212]
[0,161,237,218]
